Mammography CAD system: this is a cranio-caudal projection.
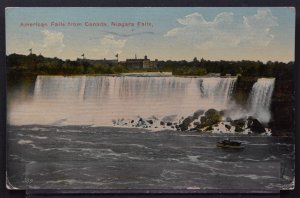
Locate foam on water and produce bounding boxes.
[17,140,33,145]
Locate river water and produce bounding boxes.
[7,125,294,190]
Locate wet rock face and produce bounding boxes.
[229,118,247,133]
[179,116,195,131]
[247,117,266,133]
[147,120,154,125]
[232,76,257,106]
[199,109,221,128]
[270,80,294,136]
[177,109,206,131]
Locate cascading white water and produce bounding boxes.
[9,75,237,126]
[247,78,275,123]
[200,78,236,106]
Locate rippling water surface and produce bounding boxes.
[7,125,294,190]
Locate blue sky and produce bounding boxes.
[6,7,295,62]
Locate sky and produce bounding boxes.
[5,7,295,62]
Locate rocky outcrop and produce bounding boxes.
[111,109,272,135]
[178,109,205,131]
[179,116,195,131]
[247,117,266,133]
[230,119,246,133]
[199,109,221,128]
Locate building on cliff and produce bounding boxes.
[125,55,157,69]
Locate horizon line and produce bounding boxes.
[6,52,295,64]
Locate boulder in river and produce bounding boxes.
[136,118,147,127]
[199,109,221,128]
[231,118,246,128]
[147,120,154,125]
[179,116,195,131]
[167,122,172,126]
[247,117,266,133]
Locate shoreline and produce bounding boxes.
[7,124,294,138]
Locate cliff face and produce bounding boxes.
[232,76,257,106]
[269,80,295,136]
[233,77,294,136]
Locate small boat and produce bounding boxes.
[217,138,244,149]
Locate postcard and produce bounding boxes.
[5,7,295,191]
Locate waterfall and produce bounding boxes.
[200,78,236,106]
[247,78,275,123]
[11,75,238,126]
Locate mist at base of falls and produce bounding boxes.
[8,75,275,128]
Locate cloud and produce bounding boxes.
[30,30,65,56]
[91,35,127,57]
[100,35,126,50]
[164,8,278,48]
[242,8,278,46]
[41,30,65,52]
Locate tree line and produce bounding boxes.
[158,57,293,80]
[7,54,293,83]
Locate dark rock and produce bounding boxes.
[131,120,134,123]
[232,76,257,106]
[225,124,231,130]
[197,129,203,133]
[235,125,243,132]
[160,121,165,126]
[179,116,195,131]
[167,122,172,126]
[205,126,213,131]
[136,118,147,127]
[270,80,294,136]
[231,119,245,128]
[193,121,200,126]
[199,109,221,128]
[171,126,175,129]
[247,118,266,133]
[147,120,154,125]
